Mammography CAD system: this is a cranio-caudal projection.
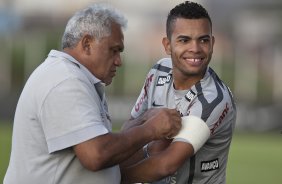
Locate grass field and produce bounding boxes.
[226,131,282,184]
[0,123,12,182]
[1,123,282,183]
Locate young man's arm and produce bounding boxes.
[120,138,172,168]
[121,142,194,183]
[121,115,211,183]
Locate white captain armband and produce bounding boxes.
[173,116,210,154]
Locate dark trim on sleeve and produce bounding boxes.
[153,64,172,73]
[187,155,196,184]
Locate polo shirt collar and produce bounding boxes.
[48,50,104,86]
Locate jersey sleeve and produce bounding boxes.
[40,78,109,153]
[188,92,233,135]
[131,71,155,118]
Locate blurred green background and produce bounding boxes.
[1,0,282,183]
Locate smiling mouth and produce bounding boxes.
[186,58,202,62]
[184,57,204,66]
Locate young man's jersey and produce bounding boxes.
[131,58,237,184]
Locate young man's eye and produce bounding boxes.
[179,39,188,43]
[200,38,210,43]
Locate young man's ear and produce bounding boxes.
[162,37,171,55]
[81,34,94,55]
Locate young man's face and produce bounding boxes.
[163,18,214,82]
[87,23,124,85]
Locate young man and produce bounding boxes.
[121,1,237,183]
[4,3,182,184]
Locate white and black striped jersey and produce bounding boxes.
[131,58,237,184]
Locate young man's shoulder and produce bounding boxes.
[156,58,172,68]
[150,58,172,75]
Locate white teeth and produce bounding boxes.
[186,58,201,62]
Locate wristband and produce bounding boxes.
[143,144,150,158]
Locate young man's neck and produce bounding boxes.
[172,70,205,90]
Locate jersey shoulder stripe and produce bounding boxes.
[208,68,224,88]
[195,68,224,122]
[152,58,172,73]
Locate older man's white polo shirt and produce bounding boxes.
[4,50,120,184]
[42,50,112,153]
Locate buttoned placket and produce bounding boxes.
[94,83,112,131]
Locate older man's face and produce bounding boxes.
[87,23,124,85]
